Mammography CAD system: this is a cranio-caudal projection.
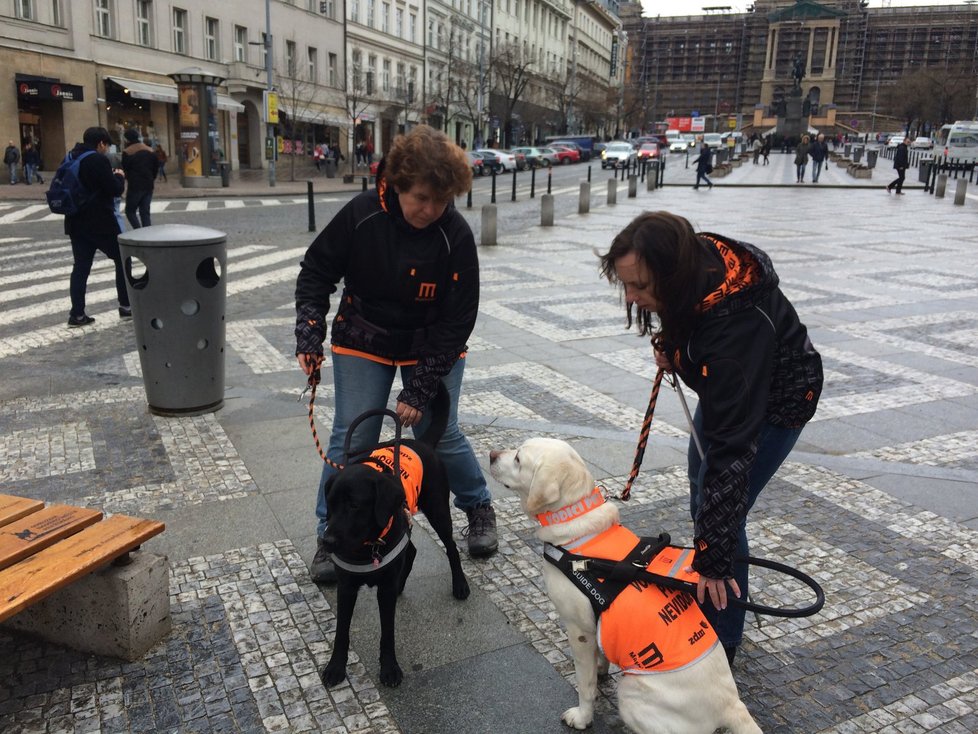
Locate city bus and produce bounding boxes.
[937,121,978,162]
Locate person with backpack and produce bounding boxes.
[4,140,19,184]
[59,127,131,327]
[22,142,43,185]
[121,129,157,228]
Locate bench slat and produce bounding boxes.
[0,495,44,529]
[0,514,166,623]
[0,505,104,571]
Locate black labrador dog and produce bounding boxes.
[320,380,470,688]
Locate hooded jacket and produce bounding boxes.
[121,141,158,192]
[674,235,822,579]
[63,142,125,237]
[294,178,479,409]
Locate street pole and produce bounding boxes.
[476,0,487,148]
[265,0,276,187]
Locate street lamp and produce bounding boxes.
[475,0,489,148]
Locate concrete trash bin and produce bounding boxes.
[918,159,933,183]
[866,149,878,168]
[219,162,231,187]
[324,159,337,178]
[119,224,227,416]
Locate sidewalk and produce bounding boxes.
[1,160,977,733]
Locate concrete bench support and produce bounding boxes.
[954,178,967,205]
[578,182,590,214]
[481,204,497,246]
[628,176,637,198]
[935,174,947,198]
[2,551,170,661]
[541,194,554,226]
[607,179,617,205]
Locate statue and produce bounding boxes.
[791,54,805,88]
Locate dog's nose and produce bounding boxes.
[489,450,500,463]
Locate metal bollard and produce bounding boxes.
[954,178,968,205]
[490,170,497,204]
[607,178,617,205]
[307,181,316,232]
[481,204,497,246]
[362,176,368,191]
[530,166,536,198]
[628,175,637,198]
[935,174,947,198]
[466,189,472,209]
[541,194,554,226]
[587,165,592,182]
[547,167,552,195]
[512,168,517,202]
[578,182,590,214]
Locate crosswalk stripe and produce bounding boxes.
[0,204,51,225]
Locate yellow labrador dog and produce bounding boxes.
[489,437,762,734]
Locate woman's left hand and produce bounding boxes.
[689,571,741,610]
[396,401,422,427]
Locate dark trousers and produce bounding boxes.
[125,189,153,228]
[69,230,130,318]
[888,167,906,193]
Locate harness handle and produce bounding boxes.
[343,407,403,480]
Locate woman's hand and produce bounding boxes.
[396,401,422,427]
[690,571,741,610]
[653,347,674,372]
[296,353,321,377]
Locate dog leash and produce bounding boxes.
[299,364,344,471]
[621,367,664,501]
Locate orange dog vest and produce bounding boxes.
[364,445,423,514]
[563,524,718,674]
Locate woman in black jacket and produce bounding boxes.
[600,211,823,664]
[887,137,910,194]
[295,125,497,584]
[693,140,713,190]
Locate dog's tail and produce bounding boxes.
[418,380,449,449]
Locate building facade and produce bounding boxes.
[623,0,978,135]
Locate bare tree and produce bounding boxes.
[490,41,535,146]
[276,45,318,181]
[884,65,977,133]
[344,63,371,179]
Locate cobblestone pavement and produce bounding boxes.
[1,166,977,733]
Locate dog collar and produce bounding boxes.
[536,487,605,527]
[331,531,411,574]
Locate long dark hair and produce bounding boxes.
[599,211,722,350]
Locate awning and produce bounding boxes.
[106,76,244,112]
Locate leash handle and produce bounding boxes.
[621,367,664,501]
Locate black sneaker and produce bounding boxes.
[67,314,95,328]
[119,306,132,318]
[310,537,337,584]
[464,504,498,557]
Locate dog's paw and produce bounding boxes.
[379,658,404,687]
[320,660,347,688]
[453,577,471,600]
[561,707,593,730]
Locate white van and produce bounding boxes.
[942,121,978,162]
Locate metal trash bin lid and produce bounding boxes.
[119,224,226,248]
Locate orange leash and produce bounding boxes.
[299,365,344,471]
[621,366,664,501]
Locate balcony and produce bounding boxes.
[225,60,265,95]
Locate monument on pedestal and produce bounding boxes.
[778,54,807,141]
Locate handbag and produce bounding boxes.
[706,164,714,174]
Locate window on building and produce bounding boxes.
[234,25,247,62]
[382,2,389,33]
[383,59,391,92]
[136,1,153,46]
[308,47,318,82]
[396,62,405,96]
[328,52,338,86]
[95,0,113,38]
[395,7,403,37]
[321,0,334,19]
[286,40,297,76]
[409,12,416,42]
[173,8,188,54]
[366,0,375,28]
[428,18,435,47]
[16,0,34,21]
[351,0,359,23]
[52,0,64,26]
[204,17,219,61]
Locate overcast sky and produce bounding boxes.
[639,0,965,18]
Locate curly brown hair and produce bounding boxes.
[384,125,472,199]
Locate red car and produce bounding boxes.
[636,143,661,160]
[550,145,581,164]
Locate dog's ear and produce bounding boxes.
[323,474,338,505]
[372,478,403,529]
[525,448,591,514]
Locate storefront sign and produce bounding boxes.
[16,78,84,102]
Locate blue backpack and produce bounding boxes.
[46,150,95,216]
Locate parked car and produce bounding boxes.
[476,148,518,171]
[601,142,637,168]
[465,151,485,176]
[702,133,724,149]
[471,150,502,174]
[636,143,661,160]
[548,140,591,161]
[512,146,557,168]
[911,136,934,150]
[550,145,581,164]
[886,134,905,149]
[669,135,696,153]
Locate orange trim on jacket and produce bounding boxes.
[331,344,467,367]
[698,235,760,312]
[565,524,718,675]
[364,445,423,514]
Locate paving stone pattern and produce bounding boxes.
[1,170,978,733]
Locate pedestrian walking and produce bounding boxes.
[154,144,168,182]
[599,210,823,665]
[62,127,131,327]
[121,129,157,228]
[294,124,499,584]
[22,142,43,185]
[4,140,20,184]
[810,133,829,183]
[761,136,771,165]
[693,139,713,190]
[794,135,811,183]
[752,137,762,165]
[887,137,910,195]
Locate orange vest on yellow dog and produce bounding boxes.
[553,493,719,674]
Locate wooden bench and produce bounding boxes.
[0,493,169,660]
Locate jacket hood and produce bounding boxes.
[696,233,779,318]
